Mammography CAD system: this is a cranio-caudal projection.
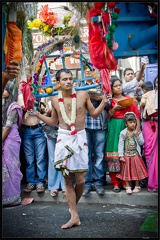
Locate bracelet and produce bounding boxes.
[109,110,113,116]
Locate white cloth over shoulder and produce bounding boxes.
[54,128,88,177]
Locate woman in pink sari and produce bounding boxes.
[140,80,158,192]
[2,80,23,207]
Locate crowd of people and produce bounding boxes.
[2,60,158,229]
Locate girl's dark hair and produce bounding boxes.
[110,75,122,88]
[55,68,73,82]
[124,112,136,122]
[110,75,124,96]
[141,81,153,91]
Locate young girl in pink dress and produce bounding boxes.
[116,112,148,195]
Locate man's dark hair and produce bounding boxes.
[141,81,153,91]
[55,68,73,81]
[123,68,134,76]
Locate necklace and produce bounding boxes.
[58,88,77,135]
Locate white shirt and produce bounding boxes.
[123,77,139,97]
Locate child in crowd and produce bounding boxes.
[116,112,148,195]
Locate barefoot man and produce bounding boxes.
[28,69,109,229]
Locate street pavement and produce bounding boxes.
[2,202,158,238]
[20,175,158,207]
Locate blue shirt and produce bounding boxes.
[85,111,101,129]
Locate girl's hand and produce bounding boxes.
[114,103,125,110]
[133,130,139,137]
[120,157,125,162]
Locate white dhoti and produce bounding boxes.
[54,128,88,178]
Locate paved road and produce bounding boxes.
[2,202,158,238]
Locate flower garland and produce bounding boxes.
[58,88,77,135]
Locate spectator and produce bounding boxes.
[116,112,148,195]
[42,99,65,197]
[122,63,146,97]
[104,76,141,193]
[140,80,158,193]
[82,69,111,197]
[21,104,47,193]
[49,65,56,81]
[84,67,95,85]
[2,80,23,207]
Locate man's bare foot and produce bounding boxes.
[61,219,81,229]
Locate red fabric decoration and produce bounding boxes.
[88,7,102,17]
[88,22,117,70]
[88,7,117,71]
[21,81,35,110]
[100,68,111,94]
[3,22,22,66]
[101,12,110,26]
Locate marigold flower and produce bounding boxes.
[43,25,50,32]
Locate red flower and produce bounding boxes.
[71,129,77,135]
[71,93,76,98]
[39,59,43,64]
[27,77,32,83]
[39,4,58,25]
[114,8,121,14]
[70,123,75,127]
[94,2,106,10]
[108,2,116,8]
[42,56,46,61]
[58,98,63,102]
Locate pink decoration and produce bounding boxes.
[112,42,119,50]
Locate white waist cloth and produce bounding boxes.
[54,128,88,177]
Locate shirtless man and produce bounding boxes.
[2,60,20,93]
[28,69,109,229]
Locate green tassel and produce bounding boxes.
[108,24,117,33]
[112,21,118,28]
[106,34,111,41]
[107,40,113,48]
[111,12,119,20]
